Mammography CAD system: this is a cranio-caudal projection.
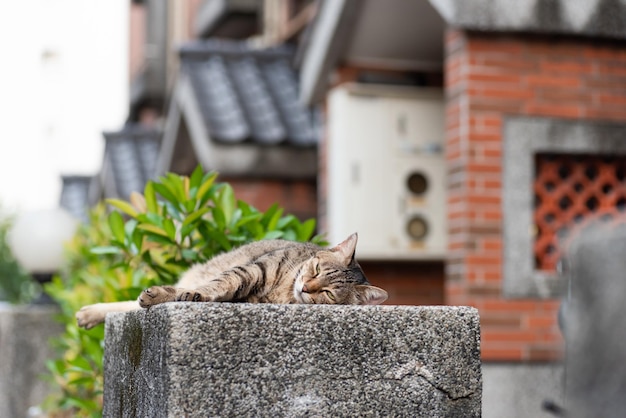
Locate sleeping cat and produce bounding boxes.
[76,233,387,329]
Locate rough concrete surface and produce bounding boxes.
[0,303,63,418]
[565,226,626,418]
[104,303,481,417]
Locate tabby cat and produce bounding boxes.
[76,233,387,329]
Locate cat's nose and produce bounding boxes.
[302,284,310,293]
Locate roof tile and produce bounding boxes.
[181,40,318,146]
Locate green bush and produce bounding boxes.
[0,207,35,304]
[45,167,324,417]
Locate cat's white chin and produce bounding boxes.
[292,281,309,303]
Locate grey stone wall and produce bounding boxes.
[565,227,626,417]
[0,303,63,418]
[104,303,481,417]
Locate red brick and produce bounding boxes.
[467,194,501,205]
[525,75,582,88]
[481,330,541,344]
[483,271,502,282]
[482,299,542,313]
[583,46,626,60]
[468,133,501,142]
[481,346,523,361]
[483,210,503,221]
[467,73,523,84]
[527,346,564,361]
[468,284,502,297]
[598,94,626,106]
[478,87,534,100]
[536,89,594,103]
[483,179,502,189]
[540,61,594,74]
[584,108,626,121]
[525,314,559,329]
[468,38,524,54]
[481,115,502,127]
[597,66,626,77]
[525,103,582,118]
[477,58,538,72]
[478,236,503,250]
[481,314,521,328]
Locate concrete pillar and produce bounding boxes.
[103,303,481,417]
[0,303,63,418]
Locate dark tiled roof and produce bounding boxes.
[103,125,161,199]
[180,40,318,146]
[60,175,97,222]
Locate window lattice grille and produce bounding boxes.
[534,154,626,271]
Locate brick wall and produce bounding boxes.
[445,30,626,361]
[360,261,444,306]
[223,177,318,223]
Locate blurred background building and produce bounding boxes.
[3,0,626,416]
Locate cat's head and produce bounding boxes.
[293,233,388,306]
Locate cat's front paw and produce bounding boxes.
[138,286,177,308]
[76,304,106,329]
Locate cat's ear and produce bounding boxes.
[331,233,358,265]
[356,285,388,305]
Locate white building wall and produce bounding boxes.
[0,0,128,212]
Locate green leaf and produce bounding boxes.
[118,287,145,300]
[153,182,179,206]
[237,200,255,215]
[65,397,99,412]
[218,184,236,225]
[144,181,158,213]
[144,234,175,246]
[202,226,232,251]
[264,204,283,231]
[68,356,92,372]
[137,224,169,238]
[263,230,283,240]
[211,207,226,229]
[311,233,329,246]
[68,377,96,386]
[107,199,138,218]
[163,173,186,202]
[181,249,199,262]
[276,214,297,230]
[108,211,126,243]
[137,212,164,227]
[163,218,176,241]
[180,223,197,240]
[297,219,316,241]
[189,165,204,191]
[183,207,210,227]
[197,172,218,204]
[235,213,262,228]
[282,229,297,241]
[90,246,121,255]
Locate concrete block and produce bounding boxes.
[104,303,481,417]
[0,303,63,418]
[565,227,626,417]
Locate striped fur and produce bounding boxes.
[76,233,387,329]
[139,233,387,307]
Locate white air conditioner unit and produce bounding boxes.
[327,84,446,260]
